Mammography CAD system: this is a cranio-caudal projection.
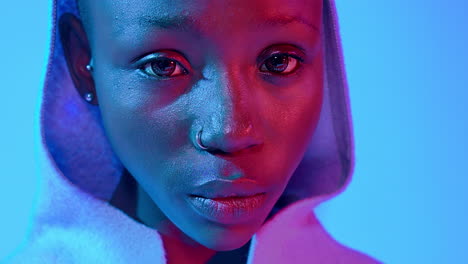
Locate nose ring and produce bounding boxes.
[196,129,210,150]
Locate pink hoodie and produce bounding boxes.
[9,0,381,263]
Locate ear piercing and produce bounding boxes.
[85,64,93,72]
[86,58,94,72]
[84,59,94,103]
[84,92,94,102]
[196,129,210,150]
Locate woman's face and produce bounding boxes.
[85,0,323,250]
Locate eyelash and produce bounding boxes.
[259,53,304,76]
[138,52,304,79]
[140,57,188,79]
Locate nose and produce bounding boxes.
[196,66,263,155]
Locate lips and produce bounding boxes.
[187,179,268,224]
[187,193,267,225]
[190,178,266,199]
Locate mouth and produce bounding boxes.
[187,193,267,225]
[186,178,269,224]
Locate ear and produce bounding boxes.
[59,13,98,105]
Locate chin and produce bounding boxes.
[190,222,259,251]
[204,233,253,251]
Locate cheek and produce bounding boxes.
[259,57,324,189]
[94,73,192,189]
[283,48,324,145]
[262,89,323,190]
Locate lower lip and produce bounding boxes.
[187,193,267,225]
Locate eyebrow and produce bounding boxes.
[259,15,319,32]
[138,14,319,33]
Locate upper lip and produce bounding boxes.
[190,179,266,199]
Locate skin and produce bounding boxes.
[60,0,324,263]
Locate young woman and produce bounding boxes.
[10,0,381,263]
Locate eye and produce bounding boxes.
[141,57,188,78]
[259,53,303,75]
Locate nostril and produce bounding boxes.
[196,125,263,155]
[207,143,259,156]
[208,148,229,156]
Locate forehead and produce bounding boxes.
[89,0,322,36]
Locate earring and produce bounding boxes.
[86,64,93,72]
[84,92,94,102]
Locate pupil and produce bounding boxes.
[266,55,289,72]
[152,59,176,76]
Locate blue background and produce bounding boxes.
[1,0,467,263]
